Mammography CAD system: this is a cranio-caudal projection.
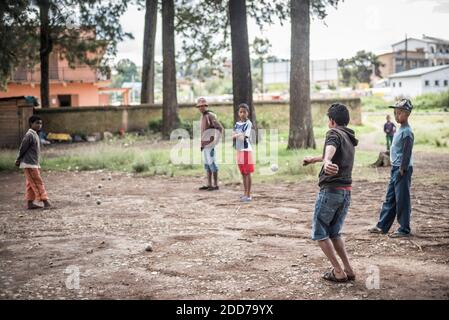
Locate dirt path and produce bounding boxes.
[1,151,449,299]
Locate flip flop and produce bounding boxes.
[323,269,348,283]
[207,186,219,191]
[389,231,411,238]
[199,186,211,190]
[345,271,356,281]
[27,204,43,210]
[368,226,384,234]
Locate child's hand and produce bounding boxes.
[14,160,20,167]
[303,156,315,166]
[323,160,339,176]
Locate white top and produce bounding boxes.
[234,119,253,151]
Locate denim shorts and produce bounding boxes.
[203,147,218,172]
[311,189,351,241]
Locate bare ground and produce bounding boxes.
[1,152,449,300]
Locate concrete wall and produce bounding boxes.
[34,98,362,136]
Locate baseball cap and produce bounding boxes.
[196,97,208,107]
[389,99,413,112]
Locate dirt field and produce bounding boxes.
[1,151,449,300]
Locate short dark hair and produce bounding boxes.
[327,103,350,126]
[238,103,250,112]
[28,115,42,127]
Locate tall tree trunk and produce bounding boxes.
[162,0,179,138]
[288,0,315,149]
[228,0,256,129]
[39,0,51,108]
[141,0,158,104]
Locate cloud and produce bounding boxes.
[433,0,449,13]
[405,0,449,13]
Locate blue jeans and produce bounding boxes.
[311,189,351,241]
[203,147,218,172]
[377,166,413,234]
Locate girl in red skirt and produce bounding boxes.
[232,103,254,202]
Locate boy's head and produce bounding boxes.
[327,103,350,128]
[28,116,43,131]
[389,99,412,124]
[196,97,208,113]
[386,115,391,121]
[238,103,250,121]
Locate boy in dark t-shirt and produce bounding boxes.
[303,103,358,283]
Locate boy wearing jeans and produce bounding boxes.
[369,99,414,237]
[196,97,223,191]
[303,103,358,282]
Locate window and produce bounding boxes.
[399,82,402,87]
[425,80,430,86]
[392,82,396,87]
[444,80,448,87]
[58,95,72,107]
[435,80,440,86]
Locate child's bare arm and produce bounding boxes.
[303,155,323,166]
[322,145,339,175]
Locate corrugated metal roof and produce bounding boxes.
[388,65,449,78]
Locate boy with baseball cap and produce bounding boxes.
[369,99,414,237]
[196,97,223,191]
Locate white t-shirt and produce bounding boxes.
[234,119,253,151]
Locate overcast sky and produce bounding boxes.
[115,0,449,66]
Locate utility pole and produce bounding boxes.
[404,34,408,71]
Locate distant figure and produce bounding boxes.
[15,116,52,210]
[233,103,254,202]
[369,99,414,238]
[383,115,396,151]
[196,97,223,191]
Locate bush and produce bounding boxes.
[361,96,394,112]
[132,161,149,173]
[149,118,195,136]
[413,91,449,110]
[179,120,193,137]
[148,119,163,133]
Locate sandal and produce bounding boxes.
[322,268,348,283]
[207,186,219,191]
[27,204,43,210]
[199,186,211,190]
[368,226,384,234]
[389,231,411,238]
[345,271,356,281]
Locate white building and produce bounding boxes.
[388,65,449,98]
[263,59,339,87]
[392,35,449,67]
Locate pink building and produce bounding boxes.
[0,51,112,107]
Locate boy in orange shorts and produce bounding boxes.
[15,116,51,210]
[233,103,254,202]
